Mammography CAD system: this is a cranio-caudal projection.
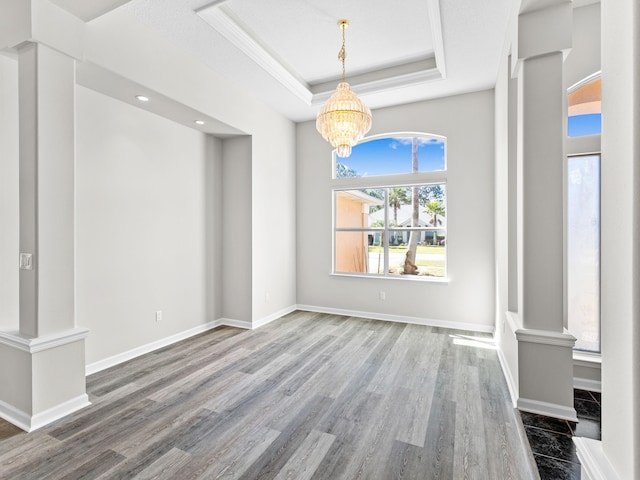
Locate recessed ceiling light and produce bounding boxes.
[135,95,149,102]
[194,120,205,125]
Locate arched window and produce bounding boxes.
[568,73,601,137]
[566,73,601,353]
[332,134,447,279]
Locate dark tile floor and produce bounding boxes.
[520,389,601,480]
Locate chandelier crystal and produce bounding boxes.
[316,19,372,158]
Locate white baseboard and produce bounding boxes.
[254,305,297,329]
[295,304,495,334]
[574,377,602,393]
[518,397,578,422]
[0,399,31,432]
[574,437,620,480]
[217,318,252,330]
[496,346,518,408]
[85,308,297,376]
[86,319,225,375]
[0,394,90,432]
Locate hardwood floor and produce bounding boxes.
[0,311,539,479]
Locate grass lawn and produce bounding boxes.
[368,245,445,255]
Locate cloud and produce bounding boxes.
[390,136,444,147]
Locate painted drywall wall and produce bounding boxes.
[82,8,297,325]
[494,45,520,396]
[601,0,639,477]
[564,3,601,89]
[296,90,495,328]
[221,136,252,324]
[75,85,222,365]
[0,54,19,331]
[0,343,31,415]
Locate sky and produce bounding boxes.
[568,113,602,137]
[339,136,445,177]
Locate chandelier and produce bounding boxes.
[316,19,372,158]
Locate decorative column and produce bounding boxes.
[514,0,577,420]
[0,0,89,431]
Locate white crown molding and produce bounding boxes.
[310,67,443,106]
[196,3,446,107]
[517,397,578,421]
[427,0,447,79]
[0,327,89,354]
[196,4,313,105]
[573,437,620,480]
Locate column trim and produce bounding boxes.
[0,394,90,433]
[515,327,576,347]
[518,396,578,421]
[0,327,89,353]
[573,437,621,480]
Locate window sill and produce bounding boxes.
[331,272,449,284]
[573,351,601,368]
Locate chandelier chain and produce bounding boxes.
[338,26,346,82]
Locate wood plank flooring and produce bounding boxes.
[0,311,539,479]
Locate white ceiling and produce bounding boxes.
[113,0,514,122]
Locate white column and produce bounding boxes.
[576,1,640,479]
[514,0,577,421]
[19,41,76,338]
[0,0,89,432]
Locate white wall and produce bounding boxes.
[0,54,19,331]
[296,90,496,329]
[494,47,520,398]
[601,0,639,477]
[564,3,601,89]
[82,8,297,327]
[76,86,222,364]
[221,136,252,323]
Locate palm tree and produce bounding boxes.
[406,138,420,272]
[424,200,446,245]
[388,187,409,226]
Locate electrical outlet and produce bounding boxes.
[379,291,386,301]
[265,292,270,303]
[155,310,162,322]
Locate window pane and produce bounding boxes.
[335,231,374,274]
[568,77,601,137]
[335,135,446,178]
[385,236,446,277]
[567,155,600,352]
[335,189,384,228]
[568,114,602,137]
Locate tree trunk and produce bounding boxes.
[405,138,420,273]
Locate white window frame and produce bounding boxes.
[565,72,601,355]
[331,133,448,281]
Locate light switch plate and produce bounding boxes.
[19,253,33,270]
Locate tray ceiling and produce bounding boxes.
[119,0,514,121]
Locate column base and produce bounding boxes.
[0,393,89,432]
[0,327,90,432]
[573,437,620,480]
[516,326,577,420]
